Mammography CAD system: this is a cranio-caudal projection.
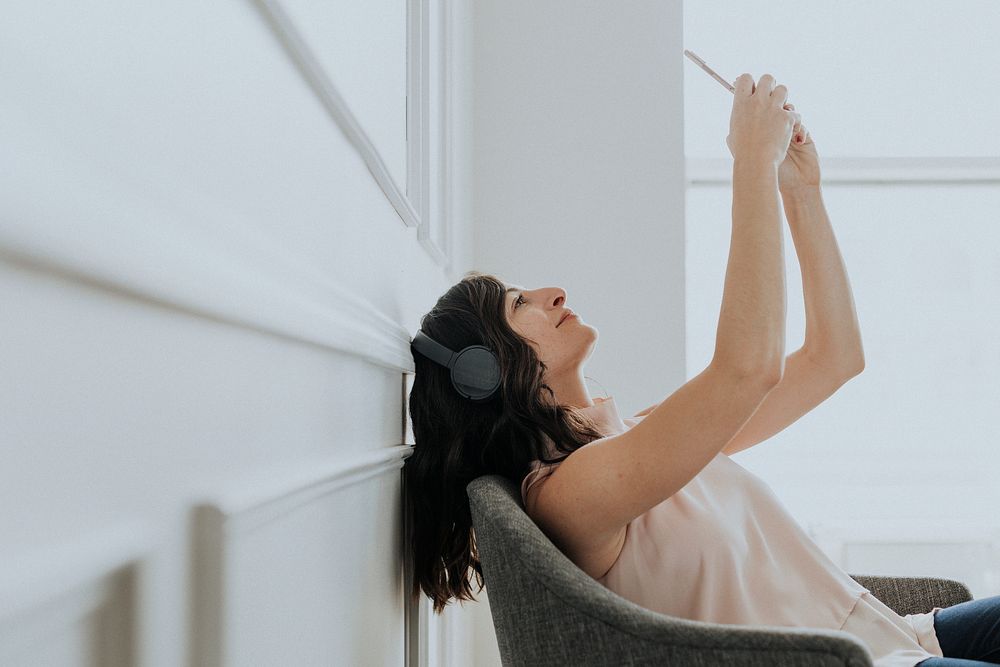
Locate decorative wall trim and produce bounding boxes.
[402,449,430,667]
[686,156,1000,185]
[807,519,1000,596]
[414,0,453,274]
[807,518,1000,547]
[190,445,413,667]
[199,446,411,534]
[250,0,419,230]
[0,117,415,375]
[408,0,430,241]
[0,520,152,667]
[251,0,452,272]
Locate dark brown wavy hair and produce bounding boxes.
[404,270,606,614]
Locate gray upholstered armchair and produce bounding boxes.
[467,474,974,666]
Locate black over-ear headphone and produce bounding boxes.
[411,330,501,402]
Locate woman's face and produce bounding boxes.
[503,283,598,378]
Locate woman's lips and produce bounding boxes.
[558,312,577,327]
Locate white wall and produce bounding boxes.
[0,0,474,665]
[473,0,687,418]
[684,0,1000,597]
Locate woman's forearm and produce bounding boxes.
[713,160,787,377]
[781,186,865,372]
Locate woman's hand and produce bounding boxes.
[777,103,821,193]
[726,73,798,168]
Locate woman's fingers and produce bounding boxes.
[783,104,805,143]
[735,73,755,96]
[794,123,809,144]
[780,103,810,144]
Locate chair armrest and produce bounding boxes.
[849,574,973,616]
[527,608,875,667]
[612,622,874,666]
[515,566,877,666]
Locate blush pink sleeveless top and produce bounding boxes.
[520,395,945,667]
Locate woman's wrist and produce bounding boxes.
[779,183,822,200]
[734,158,780,175]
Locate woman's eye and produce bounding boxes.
[515,294,525,308]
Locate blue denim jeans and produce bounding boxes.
[916,595,1000,666]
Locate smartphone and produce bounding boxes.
[684,49,735,94]
[685,49,801,144]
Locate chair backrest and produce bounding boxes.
[465,474,785,665]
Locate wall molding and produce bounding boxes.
[414,0,454,273]
[806,518,1000,597]
[686,156,1000,185]
[190,445,413,667]
[197,445,411,535]
[251,0,452,273]
[0,116,415,375]
[249,0,418,229]
[0,520,153,666]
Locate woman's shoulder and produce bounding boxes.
[622,413,649,430]
[521,418,633,508]
[520,443,576,505]
[521,460,559,512]
[522,458,562,485]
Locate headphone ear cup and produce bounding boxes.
[451,346,501,401]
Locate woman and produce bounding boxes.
[404,74,1000,666]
